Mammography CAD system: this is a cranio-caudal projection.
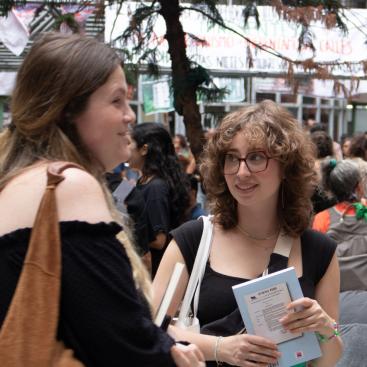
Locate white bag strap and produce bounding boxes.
[178,215,213,324]
[262,232,295,276]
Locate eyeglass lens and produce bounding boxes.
[224,151,269,174]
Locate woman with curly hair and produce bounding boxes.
[153,100,343,366]
[129,122,190,277]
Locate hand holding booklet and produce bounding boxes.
[232,267,322,367]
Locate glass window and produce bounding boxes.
[280,94,297,103]
[303,96,316,105]
[255,92,276,102]
[320,109,330,125]
[286,107,298,119]
[203,105,226,129]
[302,108,317,124]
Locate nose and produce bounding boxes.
[236,160,251,177]
[124,103,136,126]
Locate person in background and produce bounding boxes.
[309,123,343,161]
[310,130,337,214]
[153,100,342,366]
[312,159,363,234]
[312,159,367,292]
[129,123,190,278]
[348,132,367,183]
[340,134,352,159]
[173,134,197,174]
[106,163,151,270]
[186,174,207,220]
[0,32,204,367]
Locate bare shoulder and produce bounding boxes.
[0,164,113,236]
[56,167,113,223]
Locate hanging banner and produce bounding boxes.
[106,3,367,77]
[0,8,30,56]
[0,71,17,95]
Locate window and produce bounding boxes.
[256,92,276,102]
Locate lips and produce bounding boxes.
[236,183,257,192]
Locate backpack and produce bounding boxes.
[327,205,367,292]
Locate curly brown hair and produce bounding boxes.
[200,100,317,236]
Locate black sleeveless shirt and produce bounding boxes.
[171,219,337,326]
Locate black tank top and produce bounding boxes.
[171,219,336,326]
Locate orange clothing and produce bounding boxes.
[312,202,356,233]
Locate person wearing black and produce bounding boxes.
[310,129,337,214]
[153,101,343,366]
[106,165,150,259]
[0,32,204,367]
[129,123,190,277]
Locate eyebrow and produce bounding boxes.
[112,86,127,95]
[226,148,264,155]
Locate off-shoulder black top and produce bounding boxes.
[0,221,175,367]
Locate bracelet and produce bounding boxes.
[317,320,340,343]
[214,336,223,366]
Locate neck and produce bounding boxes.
[237,204,280,241]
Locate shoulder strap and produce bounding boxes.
[263,232,295,276]
[0,161,83,366]
[178,215,214,325]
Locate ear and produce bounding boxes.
[140,144,148,156]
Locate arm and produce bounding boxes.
[280,253,343,367]
[185,152,197,174]
[150,232,168,250]
[142,179,170,250]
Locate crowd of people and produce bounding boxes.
[4,30,367,367]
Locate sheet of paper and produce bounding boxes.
[244,282,302,344]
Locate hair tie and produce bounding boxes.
[329,159,337,169]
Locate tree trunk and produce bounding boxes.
[159,0,204,161]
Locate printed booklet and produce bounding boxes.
[232,267,321,367]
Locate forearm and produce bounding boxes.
[186,158,196,174]
[312,336,343,367]
[167,325,216,361]
[312,320,343,367]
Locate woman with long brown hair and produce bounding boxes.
[0,32,204,367]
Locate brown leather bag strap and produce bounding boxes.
[26,161,84,273]
[0,161,84,367]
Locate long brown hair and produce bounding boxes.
[0,32,152,306]
[200,100,317,236]
[0,32,121,188]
